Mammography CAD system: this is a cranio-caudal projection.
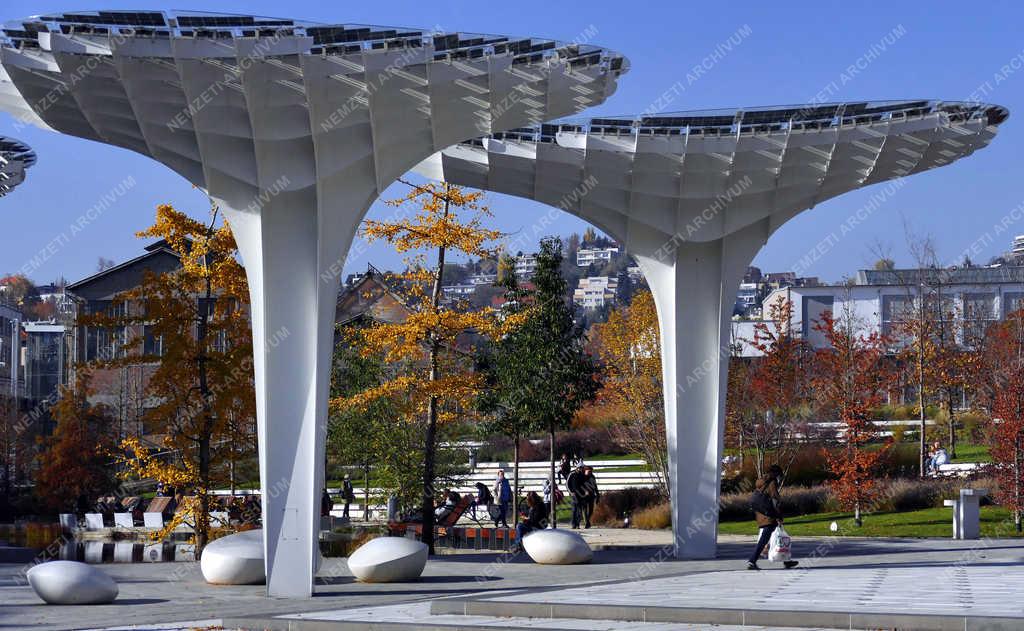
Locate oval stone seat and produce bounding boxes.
[521,529,593,565]
[201,529,264,585]
[27,560,118,605]
[348,537,427,582]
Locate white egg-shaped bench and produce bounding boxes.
[27,560,118,605]
[201,529,264,585]
[521,529,593,565]
[348,537,427,583]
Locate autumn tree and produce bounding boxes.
[812,306,893,526]
[591,289,668,497]
[742,298,811,478]
[35,370,116,514]
[974,313,1024,533]
[333,181,506,553]
[89,203,255,554]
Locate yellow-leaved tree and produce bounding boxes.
[332,181,507,553]
[591,289,668,497]
[89,203,255,553]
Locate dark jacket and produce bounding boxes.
[523,502,546,529]
[753,475,782,527]
[342,480,355,501]
[476,483,493,505]
[580,473,599,500]
[566,470,585,498]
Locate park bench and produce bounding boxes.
[934,462,982,478]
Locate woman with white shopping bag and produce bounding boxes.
[747,464,799,570]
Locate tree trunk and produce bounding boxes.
[549,425,556,528]
[513,432,520,525]
[947,390,957,459]
[918,348,927,479]
[363,464,370,522]
[422,396,438,553]
[195,271,214,557]
[421,188,450,555]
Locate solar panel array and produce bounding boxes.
[516,101,1007,142]
[0,10,622,69]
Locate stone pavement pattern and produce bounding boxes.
[490,565,1024,618]
[1,536,1022,630]
[283,601,835,630]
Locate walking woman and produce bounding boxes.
[748,464,798,570]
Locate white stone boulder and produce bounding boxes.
[200,529,264,585]
[348,537,427,583]
[521,528,593,565]
[27,561,118,605]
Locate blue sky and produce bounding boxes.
[2,0,1022,285]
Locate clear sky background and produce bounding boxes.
[1,0,1022,285]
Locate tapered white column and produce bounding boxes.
[632,219,768,558]
[222,191,367,598]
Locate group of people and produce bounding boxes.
[466,455,599,537]
[320,475,357,519]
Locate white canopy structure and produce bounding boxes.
[0,136,34,197]
[0,10,629,597]
[414,100,1008,558]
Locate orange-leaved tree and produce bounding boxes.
[35,370,116,514]
[332,181,508,553]
[811,306,894,526]
[89,203,254,553]
[591,289,668,497]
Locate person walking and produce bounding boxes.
[474,481,493,520]
[341,475,355,519]
[748,464,799,570]
[515,491,547,546]
[494,469,512,528]
[579,466,600,529]
[566,465,585,529]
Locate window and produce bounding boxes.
[881,295,915,341]
[963,293,996,345]
[143,325,163,357]
[1004,292,1024,318]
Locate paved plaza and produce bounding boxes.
[2,534,1023,630]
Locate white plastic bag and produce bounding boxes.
[768,525,792,562]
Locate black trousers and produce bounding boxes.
[749,523,777,563]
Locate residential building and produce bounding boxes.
[0,301,22,401]
[467,273,496,286]
[743,266,1024,354]
[514,254,537,278]
[573,276,619,309]
[576,246,619,267]
[441,284,476,299]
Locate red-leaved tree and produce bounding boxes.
[812,308,894,526]
[974,312,1024,533]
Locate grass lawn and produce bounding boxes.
[587,453,643,462]
[719,506,1022,538]
[950,443,992,463]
